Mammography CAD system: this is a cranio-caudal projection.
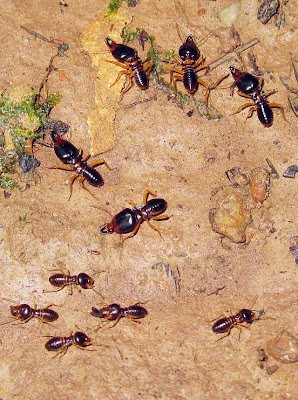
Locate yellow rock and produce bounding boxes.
[209,192,252,243]
[82,9,132,155]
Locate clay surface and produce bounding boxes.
[0,1,297,399]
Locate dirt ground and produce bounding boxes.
[0,1,297,399]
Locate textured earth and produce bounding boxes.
[0,1,297,399]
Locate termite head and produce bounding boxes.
[240,309,257,324]
[91,304,121,320]
[100,223,114,234]
[77,273,94,289]
[74,331,92,347]
[179,36,200,61]
[106,37,137,63]
[10,304,31,319]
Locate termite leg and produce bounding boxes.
[195,63,209,75]
[230,102,255,115]
[236,91,252,99]
[79,177,97,200]
[68,173,79,200]
[121,72,134,97]
[151,214,171,221]
[245,106,257,120]
[50,165,74,171]
[88,158,113,171]
[216,329,232,342]
[268,103,289,123]
[170,74,184,97]
[121,222,141,242]
[107,316,122,329]
[105,59,127,69]
[143,61,154,75]
[109,69,130,88]
[266,90,277,97]
[143,189,157,204]
[146,220,163,238]
[43,286,67,294]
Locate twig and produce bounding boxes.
[207,286,226,296]
[279,60,298,95]
[198,38,260,76]
[21,26,69,103]
[21,26,58,46]
[288,97,298,118]
[37,55,57,102]
[280,77,298,95]
[21,26,69,56]
[121,95,157,110]
[266,158,279,179]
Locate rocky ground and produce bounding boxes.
[0,1,297,399]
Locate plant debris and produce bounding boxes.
[0,86,61,186]
[257,0,280,25]
[266,158,279,179]
[152,262,181,293]
[218,1,241,27]
[121,26,141,43]
[0,27,64,188]
[0,175,20,190]
[289,236,298,266]
[247,53,264,76]
[207,286,226,296]
[104,0,125,19]
[43,120,70,136]
[127,0,139,7]
[104,0,140,19]
[266,365,279,375]
[138,29,149,51]
[18,154,40,173]
[257,347,268,368]
[288,96,298,117]
[225,167,249,188]
[283,165,298,178]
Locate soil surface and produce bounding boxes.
[0,1,297,399]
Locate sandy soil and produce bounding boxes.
[0,1,297,399]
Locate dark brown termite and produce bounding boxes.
[91,303,148,331]
[0,303,59,325]
[210,295,264,341]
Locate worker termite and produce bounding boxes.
[0,303,59,325]
[211,295,264,341]
[91,303,148,331]
[44,268,103,298]
[45,331,93,358]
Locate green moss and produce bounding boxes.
[0,87,61,151]
[164,49,175,59]
[147,36,163,82]
[0,86,60,188]
[0,152,18,173]
[19,214,29,227]
[176,92,192,106]
[47,92,61,108]
[121,27,141,43]
[103,0,125,19]
[0,175,20,189]
[190,97,223,120]
[147,35,175,83]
